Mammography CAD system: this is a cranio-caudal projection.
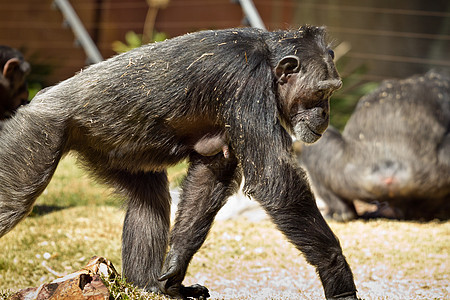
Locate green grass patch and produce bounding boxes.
[103,274,168,300]
[33,154,118,209]
[33,154,187,211]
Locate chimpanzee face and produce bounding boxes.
[275,51,341,144]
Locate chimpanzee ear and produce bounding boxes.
[274,55,300,84]
[3,58,29,90]
[3,58,21,79]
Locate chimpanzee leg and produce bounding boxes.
[108,170,171,292]
[0,110,65,237]
[252,161,357,299]
[159,153,241,298]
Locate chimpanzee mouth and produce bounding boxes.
[293,122,324,144]
[307,125,322,137]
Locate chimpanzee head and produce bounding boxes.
[273,27,342,144]
[0,46,31,120]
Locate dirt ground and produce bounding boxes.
[183,217,449,300]
[0,201,447,299]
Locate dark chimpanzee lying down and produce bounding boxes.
[300,70,450,221]
[0,45,30,121]
[0,26,358,299]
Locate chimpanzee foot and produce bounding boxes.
[360,201,404,219]
[158,281,210,299]
[320,195,357,222]
[325,209,356,222]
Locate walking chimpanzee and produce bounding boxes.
[0,26,358,299]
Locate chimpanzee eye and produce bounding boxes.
[328,49,335,59]
[315,90,325,99]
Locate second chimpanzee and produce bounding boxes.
[0,26,358,299]
[300,70,450,221]
[0,45,30,121]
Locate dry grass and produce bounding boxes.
[0,156,448,299]
[1,208,448,299]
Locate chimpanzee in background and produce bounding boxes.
[0,26,358,299]
[0,45,30,121]
[300,70,450,221]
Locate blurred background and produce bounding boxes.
[0,0,449,127]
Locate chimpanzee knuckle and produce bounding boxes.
[159,263,181,282]
[158,270,172,282]
[162,283,184,299]
[329,295,359,300]
[181,284,210,299]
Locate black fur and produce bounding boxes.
[301,70,450,221]
[0,26,356,299]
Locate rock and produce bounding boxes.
[9,256,117,300]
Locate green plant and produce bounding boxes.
[27,82,43,100]
[112,31,168,54]
[330,62,379,131]
[102,273,167,299]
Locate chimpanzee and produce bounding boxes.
[0,45,30,121]
[300,70,450,221]
[0,26,358,299]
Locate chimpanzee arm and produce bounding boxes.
[159,152,241,298]
[242,137,356,298]
[222,72,357,298]
[252,157,356,299]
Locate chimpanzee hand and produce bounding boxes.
[158,251,210,299]
[329,291,359,300]
[179,285,210,300]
